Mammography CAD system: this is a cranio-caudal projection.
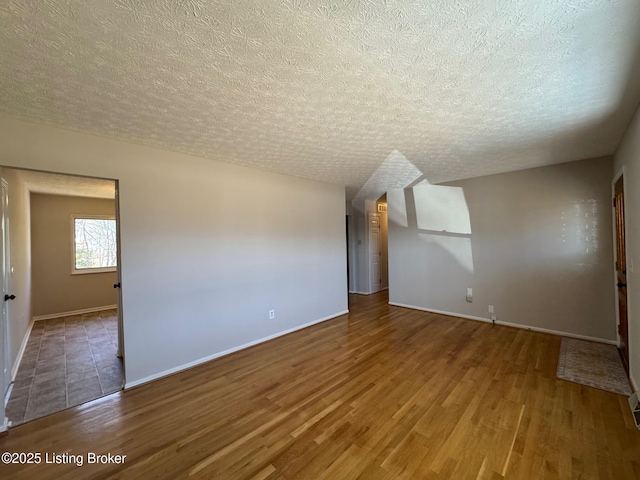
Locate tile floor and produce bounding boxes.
[5,310,123,426]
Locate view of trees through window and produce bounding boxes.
[74,217,117,270]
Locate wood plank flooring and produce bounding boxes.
[0,292,638,479]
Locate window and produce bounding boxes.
[72,215,117,274]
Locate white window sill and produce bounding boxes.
[71,267,117,275]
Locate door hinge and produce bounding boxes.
[613,197,616,207]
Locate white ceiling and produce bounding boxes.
[1,1,639,200]
[13,169,115,199]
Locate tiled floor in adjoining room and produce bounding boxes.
[5,310,123,426]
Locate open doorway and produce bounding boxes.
[1,167,124,427]
[369,195,389,294]
[346,196,389,297]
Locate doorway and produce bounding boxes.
[369,213,381,294]
[2,179,12,402]
[0,167,124,426]
[613,172,629,374]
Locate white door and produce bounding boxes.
[369,213,381,293]
[1,179,12,396]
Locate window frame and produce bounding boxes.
[71,214,118,275]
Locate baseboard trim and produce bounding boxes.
[350,291,370,296]
[0,416,8,433]
[33,304,117,322]
[389,302,493,324]
[388,302,617,345]
[125,309,350,390]
[4,383,12,408]
[11,318,34,381]
[495,319,618,345]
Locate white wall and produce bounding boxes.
[1,168,32,380]
[614,104,640,392]
[0,114,348,387]
[388,156,616,343]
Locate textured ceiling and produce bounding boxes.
[13,169,115,199]
[1,1,640,200]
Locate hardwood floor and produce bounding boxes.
[1,292,638,479]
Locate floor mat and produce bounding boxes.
[557,337,631,396]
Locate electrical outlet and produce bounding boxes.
[466,287,473,303]
[269,309,275,320]
[488,305,494,314]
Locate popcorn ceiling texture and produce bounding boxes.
[1,0,640,199]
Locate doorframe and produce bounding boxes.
[368,212,381,294]
[611,166,629,351]
[0,167,126,420]
[114,181,125,383]
[0,176,8,432]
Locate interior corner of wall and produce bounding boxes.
[351,198,365,214]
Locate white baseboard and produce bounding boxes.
[11,318,34,381]
[389,302,493,324]
[350,291,370,295]
[388,302,617,345]
[125,309,350,389]
[0,416,8,433]
[33,304,117,322]
[4,383,12,408]
[495,319,618,345]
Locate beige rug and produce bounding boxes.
[557,338,631,396]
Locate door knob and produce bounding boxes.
[113,283,121,289]
[4,294,15,301]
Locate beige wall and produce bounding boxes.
[30,193,117,317]
[614,104,640,392]
[388,156,616,343]
[0,113,348,388]
[1,169,32,379]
